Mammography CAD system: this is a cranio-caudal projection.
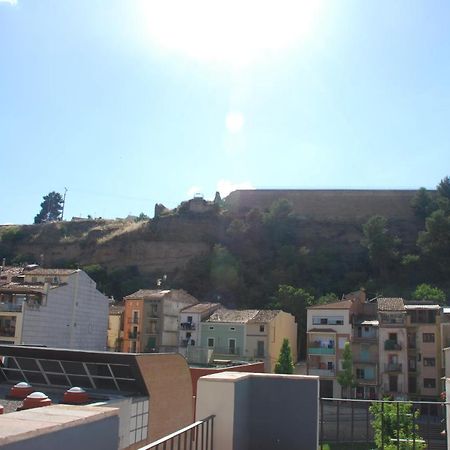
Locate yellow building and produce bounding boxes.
[107,304,124,351]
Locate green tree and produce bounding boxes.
[336,341,356,398]
[411,187,437,220]
[437,176,450,200]
[135,212,149,222]
[412,283,446,304]
[34,191,64,224]
[361,215,400,278]
[370,401,425,449]
[210,244,240,296]
[274,338,294,374]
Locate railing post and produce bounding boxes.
[381,401,385,450]
[320,399,324,449]
[336,400,340,443]
[396,402,400,450]
[350,400,354,450]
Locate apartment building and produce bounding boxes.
[306,291,366,397]
[122,289,198,353]
[0,266,109,350]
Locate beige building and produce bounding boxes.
[246,310,297,372]
[107,303,124,351]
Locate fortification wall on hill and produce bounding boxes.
[225,189,421,221]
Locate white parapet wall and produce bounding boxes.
[196,372,319,450]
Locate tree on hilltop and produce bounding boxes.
[34,191,64,224]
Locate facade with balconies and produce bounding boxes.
[123,289,199,353]
[306,290,366,397]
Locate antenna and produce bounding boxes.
[61,187,68,221]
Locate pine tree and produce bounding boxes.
[274,338,294,374]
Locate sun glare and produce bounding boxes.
[139,0,322,65]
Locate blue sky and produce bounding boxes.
[1,0,449,224]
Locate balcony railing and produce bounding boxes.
[353,333,378,342]
[384,339,402,350]
[308,347,335,355]
[213,347,241,356]
[128,317,140,324]
[128,331,139,339]
[0,327,15,337]
[384,362,402,372]
[319,398,445,449]
[180,322,196,330]
[309,368,335,377]
[138,415,214,450]
[0,303,23,312]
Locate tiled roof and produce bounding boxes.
[0,283,48,294]
[248,310,281,323]
[109,304,124,315]
[377,298,405,311]
[207,308,260,323]
[181,303,221,314]
[124,289,171,299]
[24,268,78,276]
[308,299,353,310]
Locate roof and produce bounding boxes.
[444,308,450,315]
[360,320,379,326]
[377,298,405,311]
[248,310,281,323]
[0,283,49,294]
[24,268,78,276]
[109,304,124,315]
[181,303,221,314]
[124,289,171,299]
[308,299,353,310]
[207,308,260,323]
[404,304,441,310]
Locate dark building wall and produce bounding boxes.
[1,415,119,450]
[225,189,424,221]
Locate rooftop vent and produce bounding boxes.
[9,382,34,399]
[18,392,52,410]
[63,387,89,404]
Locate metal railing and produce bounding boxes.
[138,415,214,450]
[319,397,446,450]
[0,303,23,312]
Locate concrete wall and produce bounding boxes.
[268,311,298,372]
[225,189,419,221]
[196,372,319,450]
[0,405,119,450]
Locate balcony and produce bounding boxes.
[308,346,335,355]
[128,331,139,339]
[309,368,335,377]
[353,332,378,342]
[384,339,402,350]
[384,362,402,372]
[128,317,139,324]
[0,303,23,312]
[179,322,196,330]
[0,327,15,337]
[212,346,241,356]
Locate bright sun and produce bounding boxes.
[139,0,322,65]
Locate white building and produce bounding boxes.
[0,267,109,350]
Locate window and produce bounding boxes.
[356,368,365,379]
[228,339,236,354]
[259,325,265,332]
[423,333,435,343]
[423,357,435,367]
[187,316,193,323]
[209,326,214,330]
[207,338,214,347]
[408,358,416,371]
[230,327,235,331]
[423,378,436,389]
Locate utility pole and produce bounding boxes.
[61,187,68,221]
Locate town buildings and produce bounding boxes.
[107,303,124,351]
[0,266,109,350]
[200,308,297,371]
[122,289,198,353]
[306,291,443,400]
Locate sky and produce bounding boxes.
[1,0,449,224]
